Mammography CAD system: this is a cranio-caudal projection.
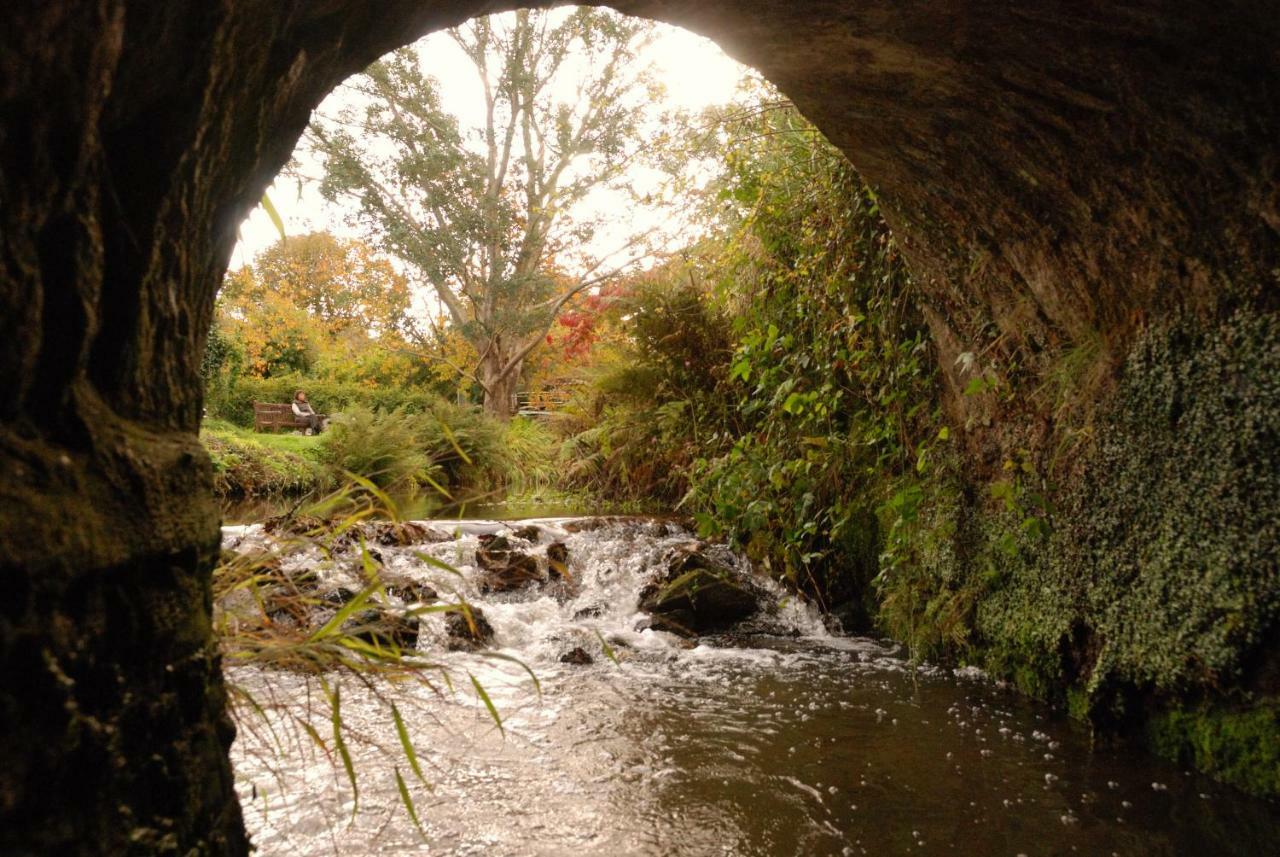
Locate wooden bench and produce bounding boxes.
[253,402,301,433]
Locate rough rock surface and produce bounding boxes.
[373,520,449,547]
[639,543,765,636]
[559,647,595,666]
[383,574,437,604]
[476,534,545,594]
[445,607,496,652]
[343,609,420,650]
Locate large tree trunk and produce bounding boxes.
[2,1,1279,852]
[479,347,520,420]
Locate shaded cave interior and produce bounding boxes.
[0,1,1277,852]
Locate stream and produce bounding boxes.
[222,516,1279,856]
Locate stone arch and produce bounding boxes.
[1,2,1277,852]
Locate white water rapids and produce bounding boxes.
[221,516,1277,857]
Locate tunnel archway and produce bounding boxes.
[2,2,1278,852]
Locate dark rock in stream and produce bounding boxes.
[546,542,570,580]
[559,647,594,665]
[263,513,326,537]
[373,520,449,546]
[477,534,545,593]
[573,604,605,620]
[445,607,495,651]
[343,608,420,650]
[383,574,437,604]
[512,524,542,542]
[638,542,765,635]
[321,587,357,606]
[562,517,625,534]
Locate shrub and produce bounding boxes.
[319,406,441,494]
[206,374,450,428]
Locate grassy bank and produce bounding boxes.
[201,409,570,506]
[201,419,332,497]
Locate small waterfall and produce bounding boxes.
[221,517,1278,857]
[220,515,830,667]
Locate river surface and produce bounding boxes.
[222,517,1279,856]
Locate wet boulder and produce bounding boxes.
[476,534,545,594]
[546,542,570,581]
[343,608,420,650]
[263,514,326,537]
[374,520,449,547]
[559,646,594,666]
[638,542,764,636]
[321,586,358,606]
[512,524,542,542]
[562,517,622,534]
[445,606,495,651]
[383,574,438,604]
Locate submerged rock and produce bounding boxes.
[383,574,437,604]
[638,542,764,635]
[263,514,326,537]
[445,606,495,651]
[343,608,420,650]
[477,534,545,593]
[512,524,542,542]
[573,604,605,620]
[561,517,621,534]
[559,646,594,665]
[374,520,449,547]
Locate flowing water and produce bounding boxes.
[223,517,1279,856]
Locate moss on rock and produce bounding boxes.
[878,305,1280,793]
[1145,700,1280,796]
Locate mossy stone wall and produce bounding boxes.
[944,307,1280,794]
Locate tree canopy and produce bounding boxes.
[307,8,680,416]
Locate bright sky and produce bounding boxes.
[230,12,751,271]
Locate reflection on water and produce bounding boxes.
[224,518,1280,856]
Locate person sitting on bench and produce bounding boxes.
[291,390,326,434]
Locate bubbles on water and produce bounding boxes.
[223,517,1280,857]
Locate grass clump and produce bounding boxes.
[318,406,442,495]
[202,419,331,497]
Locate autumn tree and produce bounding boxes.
[308,8,677,418]
[244,231,412,339]
[215,232,414,379]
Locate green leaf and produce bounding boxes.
[394,767,428,841]
[469,673,504,737]
[391,702,428,785]
[437,418,473,465]
[326,681,359,818]
[260,191,286,240]
[593,629,620,666]
[307,581,379,642]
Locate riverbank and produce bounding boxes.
[202,419,332,498]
